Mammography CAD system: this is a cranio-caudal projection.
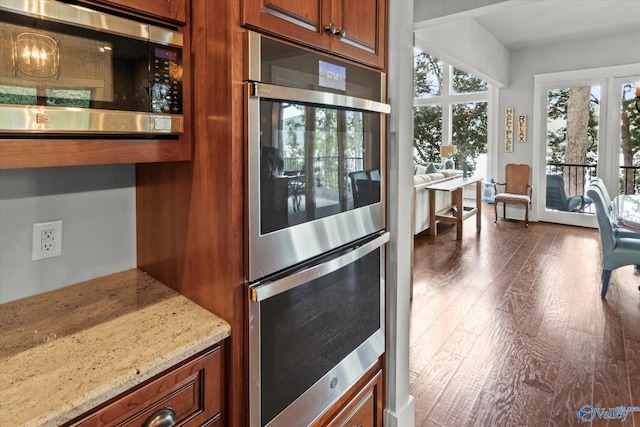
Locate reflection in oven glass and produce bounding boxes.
[259,249,381,425]
[260,100,381,234]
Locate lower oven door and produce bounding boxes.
[247,232,388,427]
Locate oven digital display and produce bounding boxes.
[318,60,346,91]
[154,47,177,61]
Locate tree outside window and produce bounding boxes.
[546,82,640,196]
[413,51,488,175]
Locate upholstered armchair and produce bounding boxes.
[494,164,533,227]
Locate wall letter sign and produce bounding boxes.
[517,115,527,143]
[504,107,514,152]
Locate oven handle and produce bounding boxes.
[248,82,391,114]
[249,232,390,302]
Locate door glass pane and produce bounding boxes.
[313,107,341,217]
[545,86,599,213]
[620,81,640,195]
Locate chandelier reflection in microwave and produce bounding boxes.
[14,32,59,79]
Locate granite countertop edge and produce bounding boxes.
[0,269,231,427]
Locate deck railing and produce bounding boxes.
[546,162,640,196]
[283,156,364,188]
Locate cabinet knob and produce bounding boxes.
[142,407,176,427]
[324,23,346,38]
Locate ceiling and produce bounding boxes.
[414,0,640,52]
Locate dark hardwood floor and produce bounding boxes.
[410,205,640,426]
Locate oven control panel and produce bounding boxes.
[151,45,183,115]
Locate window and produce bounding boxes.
[413,50,489,176]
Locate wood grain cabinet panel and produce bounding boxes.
[242,0,329,50]
[73,0,187,24]
[68,346,223,427]
[242,0,386,69]
[329,0,386,69]
[314,368,383,427]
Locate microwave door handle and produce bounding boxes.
[249,232,390,302]
[247,82,391,115]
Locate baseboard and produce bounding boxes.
[384,395,415,427]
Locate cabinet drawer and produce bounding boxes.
[325,370,382,427]
[328,391,374,427]
[71,346,222,427]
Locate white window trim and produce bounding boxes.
[413,61,493,179]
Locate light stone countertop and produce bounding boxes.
[0,269,231,427]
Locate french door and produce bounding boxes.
[533,66,640,227]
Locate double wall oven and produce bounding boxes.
[245,32,390,426]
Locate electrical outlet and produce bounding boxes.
[32,220,63,261]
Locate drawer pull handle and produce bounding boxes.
[142,407,176,427]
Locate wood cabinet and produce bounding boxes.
[242,0,387,69]
[67,346,224,427]
[313,366,383,427]
[70,0,187,25]
[0,138,191,169]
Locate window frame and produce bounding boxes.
[413,55,493,179]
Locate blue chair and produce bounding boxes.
[590,178,640,239]
[586,183,640,297]
[546,174,592,212]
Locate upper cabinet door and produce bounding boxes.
[77,0,187,25]
[242,0,331,51]
[329,0,386,69]
[242,0,387,69]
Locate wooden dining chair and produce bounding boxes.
[494,164,532,226]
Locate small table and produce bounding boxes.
[425,176,483,240]
[612,194,640,233]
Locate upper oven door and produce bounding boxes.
[246,82,390,281]
[245,31,390,281]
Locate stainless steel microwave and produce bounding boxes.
[0,0,184,135]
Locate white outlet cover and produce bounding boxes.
[32,220,63,261]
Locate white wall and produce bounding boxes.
[414,18,510,87]
[0,165,136,303]
[413,0,507,22]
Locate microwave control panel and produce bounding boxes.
[151,45,183,115]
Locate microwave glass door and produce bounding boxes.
[0,7,181,114]
[259,99,381,234]
[1,14,143,111]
